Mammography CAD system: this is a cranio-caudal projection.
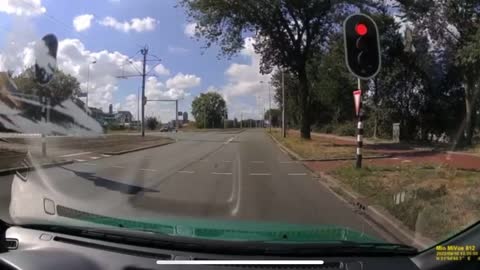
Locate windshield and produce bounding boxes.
[0,0,479,256]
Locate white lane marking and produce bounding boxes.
[60,152,91,158]
[250,161,265,164]
[90,156,100,160]
[224,137,235,144]
[288,173,307,176]
[178,170,195,174]
[212,172,232,175]
[83,163,96,166]
[139,168,157,172]
[74,159,86,162]
[101,154,111,157]
[112,165,124,169]
[250,173,271,176]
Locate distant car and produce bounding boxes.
[160,126,173,132]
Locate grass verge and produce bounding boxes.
[330,164,480,242]
[270,129,376,160]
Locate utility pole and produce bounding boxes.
[282,69,286,138]
[269,84,272,133]
[140,47,148,137]
[204,106,207,129]
[175,99,179,131]
[137,87,140,131]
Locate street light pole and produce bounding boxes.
[86,59,96,108]
[282,69,286,138]
[140,47,148,137]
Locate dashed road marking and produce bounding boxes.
[212,172,232,175]
[250,173,271,176]
[112,165,124,169]
[288,173,307,176]
[90,156,100,160]
[101,154,111,157]
[224,137,235,144]
[178,170,195,174]
[60,152,91,158]
[139,168,157,172]
[83,163,96,166]
[74,159,86,162]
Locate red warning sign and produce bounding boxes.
[353,90,362,116]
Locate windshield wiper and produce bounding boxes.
[20,224,418,256]
[260,241,418,256]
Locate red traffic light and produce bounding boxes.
[355,23,368,36]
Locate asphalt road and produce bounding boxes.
[0,129,393,242]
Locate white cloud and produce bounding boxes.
[218,37,272,119]
[168,46,189,54]
[99,16,158,33]
[56,38,144,111]
[0,0,46,16]
[137,76,193,123]
[166,73,201,89]
[184,22,197,37]
[73,14,94,32]
[154,64,170,76]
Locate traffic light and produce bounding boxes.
[344,14,381,79]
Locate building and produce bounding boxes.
[115,111,133,126]
[88,105,133,127]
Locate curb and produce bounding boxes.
[102,141,174,155]
[268,133,302,160]
[301,155,392,162]
[0,160,73,176]
[315,171,434,250]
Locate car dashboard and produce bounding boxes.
[0,226,426,270]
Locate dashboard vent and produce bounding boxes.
[54,236,172,259]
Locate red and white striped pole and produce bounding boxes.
[354,79,363,169]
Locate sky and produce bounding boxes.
[0,0,273,123]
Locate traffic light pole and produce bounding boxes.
[356,78,363,169]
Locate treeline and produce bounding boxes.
[269,3,479,146]
[181,0,480,147]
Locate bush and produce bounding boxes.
[332,121,356,136]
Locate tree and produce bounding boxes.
[191,92,227,129]
[146,117,159,130]
[179,0,359,139]
[397,0,480,145]
[264,108,281,127]
[13,67,81,107]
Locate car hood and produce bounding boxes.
[53,205,383,244]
